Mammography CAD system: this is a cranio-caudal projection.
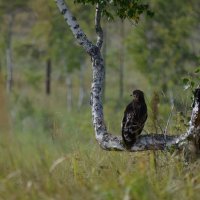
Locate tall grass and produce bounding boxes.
[0,64,199,199]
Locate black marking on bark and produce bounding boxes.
[90,46,99,57]
[61,8,67,15]
[74,24,79,29]
[72,16,77,21]
[76,33,83,39]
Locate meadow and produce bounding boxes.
[1,65,200,200]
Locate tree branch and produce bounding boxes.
[97,133,179,151]
[55,0,97,56]
[95,3,103,50]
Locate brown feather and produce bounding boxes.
[122,90,147,148]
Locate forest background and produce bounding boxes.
[0,0,200,199]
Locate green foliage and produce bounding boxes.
[1,103,200,199]
[74,0,153,21]
[127,0,199,91]
[29,0,90,74]
[182,65,200,91]
[0,0,30,13]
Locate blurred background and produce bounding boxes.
[0,0,200,199]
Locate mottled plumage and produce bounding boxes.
[122,90,147,148]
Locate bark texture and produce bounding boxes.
[55,0,200,157]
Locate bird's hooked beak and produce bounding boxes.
[131,94,139,101]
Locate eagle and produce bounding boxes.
[121,90,147,148]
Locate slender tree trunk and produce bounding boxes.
[66,73,72,112]
[78,60,85,108]
[119,20,124,100]
[46,59,51,95]
[0,71,10,133]
[6,14,14,93]
[6,48,13,93]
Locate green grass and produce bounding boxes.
[1,129,200,200]
[1,100,200,200]
[0,65,199,200]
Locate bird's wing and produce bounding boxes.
[122,104,138,132]
[121,103,134,128]
[139,109,148,126]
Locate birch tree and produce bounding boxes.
[0,0,31,93]
[55,0,200,161]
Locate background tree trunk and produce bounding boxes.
[66,73,72,112]
[6,14,14,93]
[46,58,51,95]
[78,60,85,108]
[0,72,10,134]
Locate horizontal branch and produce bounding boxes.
[97,133,179,151]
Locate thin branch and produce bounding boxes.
[95,3,103,50]
[55,0,97,56]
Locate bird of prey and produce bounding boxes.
[122,90,147,148]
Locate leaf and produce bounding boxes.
[146,10,154,17]
[182,77,189,85]
[191,81,195,88]
[194,66,200,73]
